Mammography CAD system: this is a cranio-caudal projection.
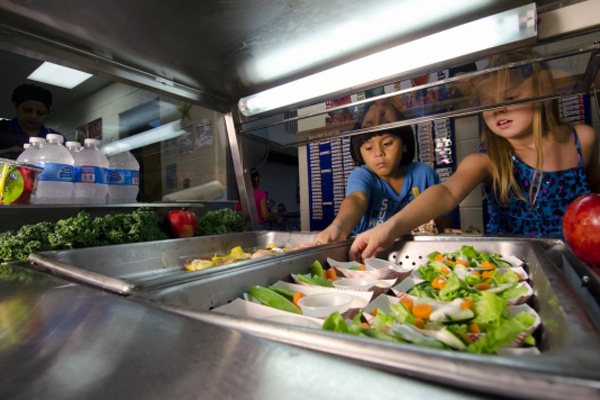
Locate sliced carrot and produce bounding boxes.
[471,271,481,278]
[473,282,491,291]
[461,299,474,309]
[413,317,425,329]
[369,308,379,317]
[481,271,494,279]
[431,276,447,290]
[458,331,473,344]
[514,272,522,279]
[292,292,304,310]
[456,259,471,267]
[434,253,443,261]
[440,266,452,275]
[412,304,433,319]
[468,322,480,333]
[400,297,414,313]
[360,322,370,329]
[326,268,337,281]
[442,257,456,266]
[481,262,496,270]
[359,265,366,271]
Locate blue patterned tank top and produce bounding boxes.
[478,130,591,236]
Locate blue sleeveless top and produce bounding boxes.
[478,130,591,236]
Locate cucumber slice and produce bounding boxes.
[435,327,468,350]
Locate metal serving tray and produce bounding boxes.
[27,231,320,294]
[131,236,600,400]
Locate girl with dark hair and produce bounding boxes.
[313,100,451,244]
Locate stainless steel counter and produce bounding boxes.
[0,264,492,400]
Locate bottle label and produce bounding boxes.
[95,167,108,185]
[108,169,139,186]
[74,165,96,184]
[35,162,74,183]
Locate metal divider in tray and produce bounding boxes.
[130,236,600,400]
[26,231,325,294]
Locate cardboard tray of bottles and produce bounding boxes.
[127,236,600,400]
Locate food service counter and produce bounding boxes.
[22,233,600,399]
[1,264,499,400]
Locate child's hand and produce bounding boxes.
[313,224,346,245]
[349,222,398,262]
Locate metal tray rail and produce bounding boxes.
[28,231,326,294]
[130,236,600,400]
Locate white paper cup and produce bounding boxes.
[365,258,407,272]
[297,293,353,318]
[332,277,377,291]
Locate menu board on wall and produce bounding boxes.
[308,137,355,231]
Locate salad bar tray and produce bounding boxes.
[132,236,600,400]
[26,231,324,294]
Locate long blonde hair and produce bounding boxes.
[476,51,570,206]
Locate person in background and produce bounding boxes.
[350,50,600,261]
[0,84,61,159]
[277,203,288,216]
[237,171,283,229]
[313,101,452,245]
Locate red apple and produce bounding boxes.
[165,210,198,238]
[562,193,600,265]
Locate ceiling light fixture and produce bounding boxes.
[27,61,93,89]
[238,3,537,117]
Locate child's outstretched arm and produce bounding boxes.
[350,153,491,261]
[313,191,368,245]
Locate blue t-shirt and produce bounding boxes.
[346,163,441,233]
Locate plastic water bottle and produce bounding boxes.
[74,138,109,204]
[107,150,139,203]
[33,133,74,204]
[66,141,85,204]
[16,137,46,164]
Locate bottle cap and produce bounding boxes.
[84,138,101,147]
[29,137,46,145]
[46,133,64,143]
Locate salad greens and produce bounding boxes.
[321,246,537,355]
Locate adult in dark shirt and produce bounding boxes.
[0,84,61,160]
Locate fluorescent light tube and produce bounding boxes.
[238,3,537,117]
[101,121,187,156]
[27,62,93,89]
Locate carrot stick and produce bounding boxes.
[473,282,491,291]
[468,322,480,333]
[481,262,496,270]
[461,299,474,309]
[292,292,304,310]
[326,268,337,281]
[432,276,447,289]
[412,304,433,319]
[400,297,414,313]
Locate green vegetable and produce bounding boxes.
[196,208,245,236]
[0,208,168,263]
[310,260,324,278]
[268,285,296,300]
[247,286,301,314]
[472,290,506,330]
[322,311,350,333]
[466,317,532,354]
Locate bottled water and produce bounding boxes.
[73,138,109,204]
[33,133,74,204]
[107,150,139,203]
[66,141,84,204]
[16,137,46,164]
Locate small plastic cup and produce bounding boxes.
[297,292,353,318]
[332,277,377,291]
[365,258,406,272]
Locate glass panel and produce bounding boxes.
[239,43,598,147]
[0,49,234,205]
